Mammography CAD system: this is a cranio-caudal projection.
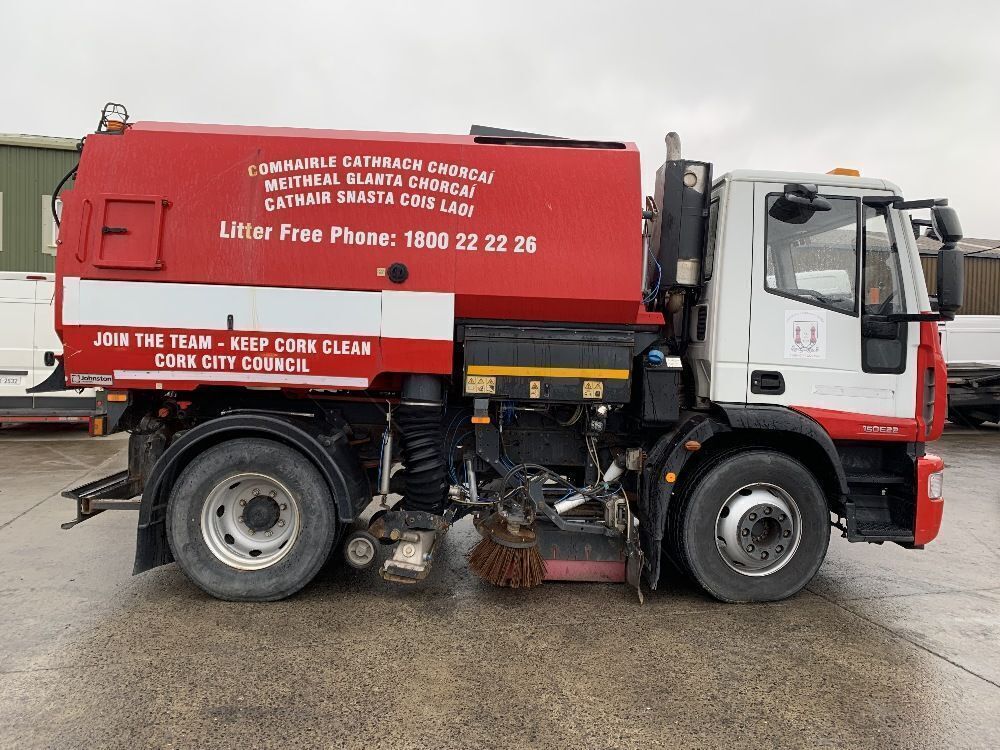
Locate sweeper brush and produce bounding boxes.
[468,512,546,588]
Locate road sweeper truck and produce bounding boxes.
[38,104,965,602]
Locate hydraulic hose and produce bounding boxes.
[51,163,79,228]
[396,375,448,514]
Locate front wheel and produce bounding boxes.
[166,438,338,601]
[675,450,830,603]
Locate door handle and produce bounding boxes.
[751,370,785,395]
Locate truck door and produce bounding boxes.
[30,277,54,396]
[747,184,918,421]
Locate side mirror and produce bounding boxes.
[783,192,832,211]
[931,206,963,244]
[936,245,964,318]
[769,184,832,224]
[783,184,832,212]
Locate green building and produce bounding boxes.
[0,134,79,273]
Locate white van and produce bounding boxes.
[0,272,104,426]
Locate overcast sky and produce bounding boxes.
[4,1,999,237]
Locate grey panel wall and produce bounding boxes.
[0,144,78,273]
[921,254,1000,315]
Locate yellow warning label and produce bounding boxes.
[466,375,496,394]
[529,380,541,399]
[583,380,604,399]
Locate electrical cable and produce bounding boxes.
[376,425,389,493]
[642,223,661,304]
[373,400,394,494]
[51,163,78,228]
[587,435,603,477]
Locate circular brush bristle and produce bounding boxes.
[468,537,546,588]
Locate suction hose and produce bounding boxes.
[396,375,448,514]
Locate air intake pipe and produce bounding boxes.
[396,374,449,514]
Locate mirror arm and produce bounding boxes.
[862,195,901,207]
[892,197,949,210]
[883,312,949,323]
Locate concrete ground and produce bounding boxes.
[0,424,998,749]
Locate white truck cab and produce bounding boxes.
[691,171,931,426]
[676,168,953,551]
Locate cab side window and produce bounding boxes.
[862,205,905,316]
[764,195,858,315]
[861,204,907,373]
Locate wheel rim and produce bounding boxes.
[715,483,802,576]
[200,472,301,570]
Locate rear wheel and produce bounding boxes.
[166,438,338,601]
[675,450,830,603]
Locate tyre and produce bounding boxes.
[674,450,830,603]
[166,437,338,601]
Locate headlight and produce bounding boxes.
[928,471,944,500]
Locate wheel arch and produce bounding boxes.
[712,404,849,502]
[134,414,369,575]
[640,405,847,590]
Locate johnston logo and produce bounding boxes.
[70,373,114,387]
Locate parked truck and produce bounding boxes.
[35,104,966,602]
[941,315,1000,427]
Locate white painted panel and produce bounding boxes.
[253,286,381,337]
[940,316,1000,368]
[33,280,59,350]
[64,279,456,342]
[61,276,80,324]
[0,277,37,301]
[68,278,254,331]
[707,180,755,404]
[64,278,384,338]
[380,290,454,341]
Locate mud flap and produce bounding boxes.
[27,361,69,394]
[625,536,645,604]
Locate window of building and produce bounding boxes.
[765,194,859,315]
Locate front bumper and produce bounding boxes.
[914,454,945,545]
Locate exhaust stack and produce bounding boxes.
[645,132,713,305]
